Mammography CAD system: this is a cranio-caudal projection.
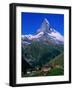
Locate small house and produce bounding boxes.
[41,65,52,72]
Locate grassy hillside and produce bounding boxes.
[45,53,64,76]
[48,53,64,67]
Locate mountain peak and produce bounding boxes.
[40,18,51,33]
[22,18,64,45]
[44,18,50,25]
[36,18,50,33]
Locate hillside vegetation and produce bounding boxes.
[22,41,64,77]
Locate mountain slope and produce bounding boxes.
[22,41,64,68]
[48,53,64,67]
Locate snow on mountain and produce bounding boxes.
[22,18,64,45]
[48,31,64,42]
[22,32,44,40]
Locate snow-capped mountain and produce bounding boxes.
[22,18,64,45]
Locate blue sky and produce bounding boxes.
[21,12,64,35]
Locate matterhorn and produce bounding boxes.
[22,18,64,45]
